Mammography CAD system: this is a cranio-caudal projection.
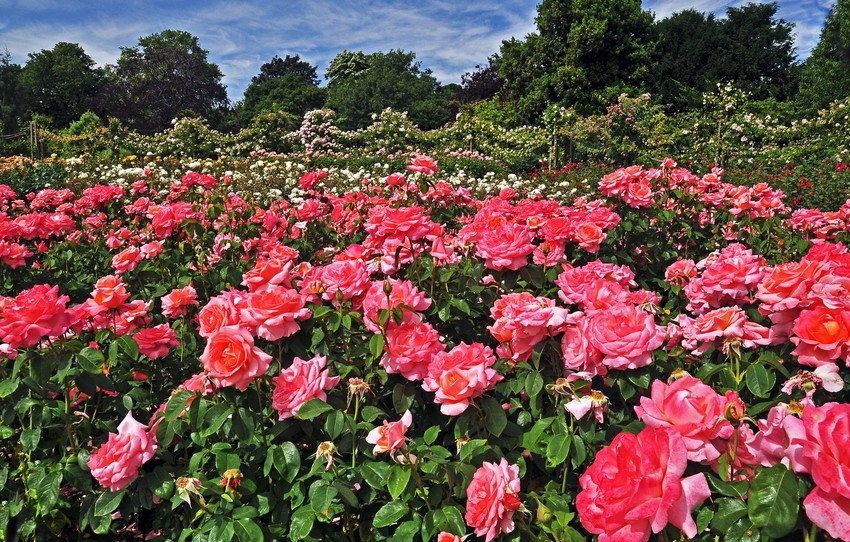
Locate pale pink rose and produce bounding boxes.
[0,284,72,349]
[360,279,431,334]
[240,285,311,341]
[197,289,245,338]
[271,355,339,419]
[795,402,850,541]
[87,411,157,491]
[747,403,808,471]
[684,243,767,315]
[422,342,502,415]
[465,458,521,542]
[686,306,774,355]
[475,223,535,271]
[790,307,850,366]
[810,274,850,311]
[556,260,636,308]
[134,323,179,359]
[365,410,412,455]
[200,325,272,390]
[381,321,445,381]
[634,375,734,464]
[577,427,710,542]
[161,284,199,318]
[586,304,665,370]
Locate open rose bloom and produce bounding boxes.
[465,458,522,542]
[87,411,157,491]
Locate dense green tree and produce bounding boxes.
[797,0,850,116]
[648,10,720,111]
[324,50,452,130]
[499,0,656,123]
[0,50,25,134]
[100,30,229,133]
[238,55,325,125]
[715,3,798,101]
[20,42,103,128]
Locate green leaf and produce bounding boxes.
[289,507,314,540]
[707,474,750,499]
[0,378,18,398]
[388,465,411,500]
[727,517,761,542]
[525,371,544,397]
[747,465,798,538]
[369,334,384,358]
[0,425,14,440]
[20,428,40,453]
[479,396,507,437]
[712,498,748,532]
[77,347,105,374]
[373,501,408,529]
[281,442,301,483]
[37,471,62,512]
[423,426,440,445]
[94,489,125,517]
[164,390,193,422]
[309,482,338,518]
[546,433,571,467]
[324,410,346,439]
[745,364,775,398]
[234,518,264,541]
[361,461,390,490]
[296,398,333,420]
[391,519,421,542]
[200,403,233,437]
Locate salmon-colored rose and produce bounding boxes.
[197,290,244,338]
[87,411,156,491]
[201,325,271,390]
[382,321,445,381]
[240,285,311,341]
[422,342,501,415]
[475,223,535,271]
[0,283,72,349]
[134,323,179,359]
[161,284,199,318]
[586,304,665,370]
[92,275,131,311]
[790,307,850,366]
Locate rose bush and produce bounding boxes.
[0,153,846,542]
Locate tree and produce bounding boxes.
[796,0,850,115]
[0,50,25,134]
[20,42,103,128]
[324,50,452,130]
[648,9,721,111]
[101,30,229,133]
[714,3,798,101]
[499,0,656,122]
[457,56,505,104]
[238,55,325,124]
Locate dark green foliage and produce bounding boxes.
[238,55,326,125]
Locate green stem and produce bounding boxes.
[351,395,360,469]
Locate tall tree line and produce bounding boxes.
[1,1,849,135]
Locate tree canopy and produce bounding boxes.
[239,55,325,124]
[100,30,229,133]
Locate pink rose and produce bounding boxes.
[586,304,665,370]
[365,410,412,455]
[271,355,340,419]
[320,259,370,308]
[197,289,245,338]
[360,279,431,334]
[200,325,272,390]
[561,312,606,377]
[635,375,734,463]
[747,404,808,471]
[91,275,131,312]
[111,246,142,274]
[796,402,850,541]
[240,285,311,341]
[87,411,157,491]
[0,284,72,349]
[475,223,535,271]
[381,321,445,381]
[465,458,521,542]
[422,342,502,415]
[161,284,199,318]
[134,323,179,359]
[577,427,710,542]
[573,222,606,253]
[407,154,438,176]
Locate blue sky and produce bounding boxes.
[0,0,835,103]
